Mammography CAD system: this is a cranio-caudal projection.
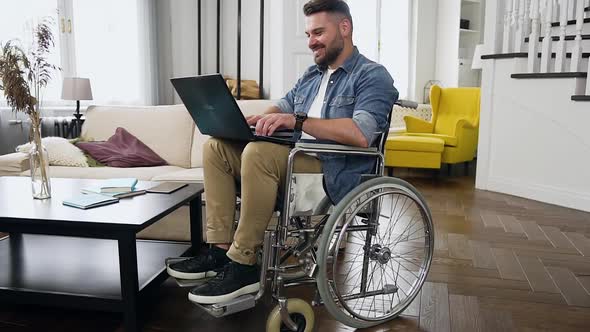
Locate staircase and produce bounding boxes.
[483,0,590,100]
[475,0,590,213]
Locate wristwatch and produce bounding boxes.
[294,112,308,133]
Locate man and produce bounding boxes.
[168,0,398,305]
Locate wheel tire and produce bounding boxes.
[266,298,315,332]
[316,177,434,329]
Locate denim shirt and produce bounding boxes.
[276,47,399,203]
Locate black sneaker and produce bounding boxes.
[167,246,230,280]
[188,261,260,304]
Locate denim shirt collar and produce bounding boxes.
[314,46,360,74]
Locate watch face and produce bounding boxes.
[295,112,307,119]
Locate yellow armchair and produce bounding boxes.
[385,85,481,172]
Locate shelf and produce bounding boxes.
[462,0,481,4]
[460,29,480,33]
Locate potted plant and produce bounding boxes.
[0,17,59,199]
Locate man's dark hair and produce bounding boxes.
[303,0,353,30]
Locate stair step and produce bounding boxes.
[524,34,590,43]
[571,95,590,101]
[482,52,590,59]
[511,72,587,79]
[551,17,590,27]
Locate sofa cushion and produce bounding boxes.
[81,104,195,168]
[23,165,185,180]
[16,137,89,167]
[151,167,204,183]
[76,127,167,167]
[189,99,274,168]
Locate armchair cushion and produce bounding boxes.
[403,133,458,147]
[386,136,444,153]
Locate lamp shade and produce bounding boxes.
[471,44,484,70]
[61,77,93,100]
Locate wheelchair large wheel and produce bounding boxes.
[316,177,434,328]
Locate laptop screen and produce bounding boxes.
[171,74,255,142]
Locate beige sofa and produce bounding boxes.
[0,100,430,241]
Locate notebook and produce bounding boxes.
[146,182,188,194]
[81,186,147,199]
[63,193,119,210]
[100,178,138,193]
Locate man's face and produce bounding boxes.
[305,12,345,67]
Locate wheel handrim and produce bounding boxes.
[326,186,433,322]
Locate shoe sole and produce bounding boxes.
[188,282,260,304]
[166,267,218,280]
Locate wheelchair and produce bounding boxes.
[168,101,434,331]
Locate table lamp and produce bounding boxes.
[61,77,93,122]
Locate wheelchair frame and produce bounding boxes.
[193,138,434,331]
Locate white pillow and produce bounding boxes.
[16,136,89,167]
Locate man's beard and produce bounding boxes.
[314,35,344,67]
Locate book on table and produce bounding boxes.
[63,193,119,210]
[81,186,147,199]
[99,178,138,193]
[146,182,188,194]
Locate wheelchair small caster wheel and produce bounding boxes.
[266,298,315,332]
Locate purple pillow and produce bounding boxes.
[76,127,167,167]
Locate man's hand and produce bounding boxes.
[250,113,296,136]
[246,115,264,126]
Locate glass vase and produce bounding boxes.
[29,126,51,199]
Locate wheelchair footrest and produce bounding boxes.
[191,294,257,318]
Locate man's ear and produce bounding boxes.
[339,19,352,38]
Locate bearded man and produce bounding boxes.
[168,0,399,305]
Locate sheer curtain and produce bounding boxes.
[0,0,62,107]
[346,0,412,98]
[72,0,157,105]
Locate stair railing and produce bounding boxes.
[528,0,542,72]
[555,0,569,72]
[515,0,527,52]
[570,0,586,71]
[540,0,555,72]
[504,0,515,53]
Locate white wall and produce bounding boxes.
[476,59,590,212]
[476,0,590,212]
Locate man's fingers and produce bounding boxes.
[256,116,270,135]
[262,116,275,136]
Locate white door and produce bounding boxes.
[269,0,314,99]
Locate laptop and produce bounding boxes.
[171,74,297,146]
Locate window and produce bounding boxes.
[0,1,62,107]
[1,0,154,108]
[347,0,412,98]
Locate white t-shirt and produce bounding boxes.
[301,68,336,139]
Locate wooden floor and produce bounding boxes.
[2,169,590,331]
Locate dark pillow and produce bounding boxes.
[69,138,105,167]
[76,127,167,168]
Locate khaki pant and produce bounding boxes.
[203,138,323,265]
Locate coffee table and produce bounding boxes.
[0,177,204,332]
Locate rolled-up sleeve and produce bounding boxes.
[352,65,399,146]
[275,71,307,114]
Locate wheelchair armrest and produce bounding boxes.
[294,141,379,154]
